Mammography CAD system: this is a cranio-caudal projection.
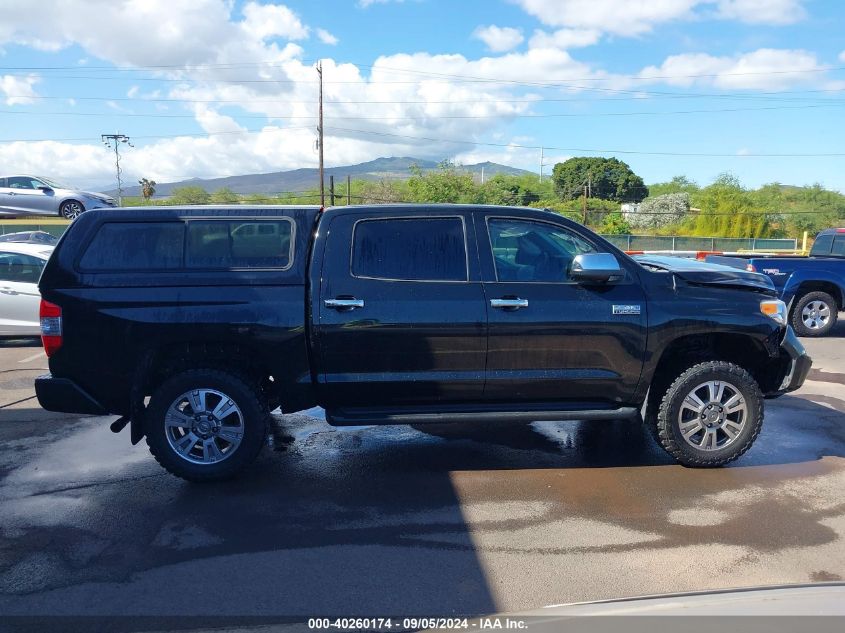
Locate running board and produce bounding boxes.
[325,407,640,426]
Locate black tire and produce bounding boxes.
[653,361,763,467]
[791,290,838,337]
[145,369,269,482]
[59,200,85,220]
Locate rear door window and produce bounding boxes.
[186,220,294,269]
[0,252,45,284]
[351,217,467,281]
[79,222,184,271]
[811,233,834,256]
[831,235,845,257]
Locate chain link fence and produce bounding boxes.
[601,235,797,252]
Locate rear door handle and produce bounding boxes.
[324,298,364,310]
[491,298,528,310]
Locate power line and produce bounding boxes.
[325,126,845,157]
[2,101,844,121]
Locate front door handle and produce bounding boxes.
[491,298,528,310]
[324,298,364,310]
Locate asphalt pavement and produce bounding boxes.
[0,329,844,622]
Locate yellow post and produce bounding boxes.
[802,231,808,254]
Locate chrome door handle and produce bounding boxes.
[491,298,528,309]
[324,298,364,310]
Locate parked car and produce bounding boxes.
[706,228,845,336]
[0,176,116,220]
[0,242,53,337]
[35,205,810,481]
[0,230,59,245]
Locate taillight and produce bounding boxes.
[746,263,757,272]
[39,299,63,357]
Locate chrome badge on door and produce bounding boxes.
[613,304,641,315]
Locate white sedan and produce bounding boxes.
[0,242,53,337]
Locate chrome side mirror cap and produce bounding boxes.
[571,253,623,283]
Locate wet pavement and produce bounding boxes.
[0,330,844,619]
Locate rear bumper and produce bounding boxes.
[35,374,108,415]
[770,327,812,396]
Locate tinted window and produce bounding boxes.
[0,252,45,284]
[488,218,596,282]
[6,177,41,190]
[186,220,293,269]
[810,233,834,256]
[80,222,184,271]
[352,217,466,281]
[832,235,845,257]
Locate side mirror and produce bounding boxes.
[37,186,53,193]
[571,253,623,283]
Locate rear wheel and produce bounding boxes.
[59,200,85,220]
[653,361,763,467]
[145,369,269,481]
[792,290,837,337]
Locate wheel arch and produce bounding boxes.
[128,340,282,444]
[645,332,782,421]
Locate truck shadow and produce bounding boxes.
[1,395,843,619]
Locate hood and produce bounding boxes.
[634,254,776,293]
[81,191,115,201]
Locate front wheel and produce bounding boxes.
[59,200,85,220]
[653,361,763,467]
[145,369,269,481]
[792,291,838,337]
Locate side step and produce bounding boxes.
[325,407,640,426]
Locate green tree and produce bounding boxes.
[170,185,210,205]
[600,211,631,235]
[480,174,542,206]
[210,187,239,204]
[552,157,647,203]
[629,193,691,231]
[647,175,699,198]
[407,160,479,203]
[138,178,156,201]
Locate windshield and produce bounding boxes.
[36,176,72,189]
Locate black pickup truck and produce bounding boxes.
[35,205,811,481]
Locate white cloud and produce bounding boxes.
[512,0,807,38]
[528,28,601,50]
[0,73,39,105]
[473,25,524,53]
[240,2,309,41]
[714,0,806,25]
[513,0,700,36]
[316,28,339,45]
[638,48,823,90]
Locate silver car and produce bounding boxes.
[0,242,52,337]
[0,175,116,220]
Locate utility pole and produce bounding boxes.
[329,175,335,206]
[346,174,351,205]
[539,147,544,182]
[101,133,133,205]
[316,61,325,207]
[582,183,588,225]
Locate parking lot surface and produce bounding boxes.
[1,330,844,618]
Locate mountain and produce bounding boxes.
[108,157,532,198]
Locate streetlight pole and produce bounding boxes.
[101,133,133,205]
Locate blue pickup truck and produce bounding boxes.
[707,228,845,337]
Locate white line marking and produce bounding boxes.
[18,350,45,363]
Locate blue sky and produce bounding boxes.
[1,0,844,192]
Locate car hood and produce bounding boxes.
[634,254,776,293]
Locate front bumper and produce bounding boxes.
[772,327,812,395]
[35,374,108,415]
